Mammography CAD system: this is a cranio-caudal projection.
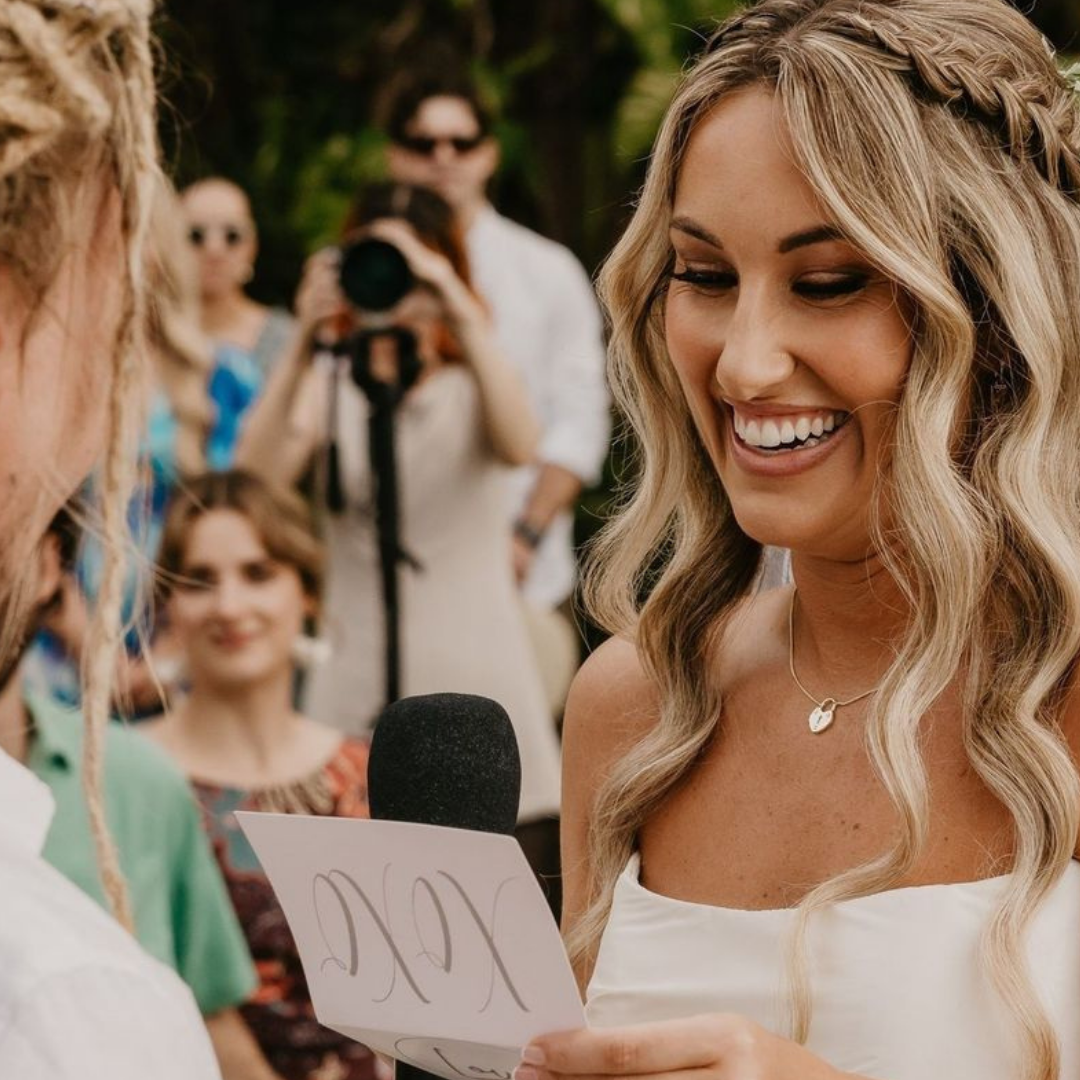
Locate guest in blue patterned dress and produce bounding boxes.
[25,179,271,715]
[181,177,296,435]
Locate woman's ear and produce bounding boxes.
[34,532,65,610]
[477,137,500,183]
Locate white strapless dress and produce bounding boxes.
[586,854,1080,1080]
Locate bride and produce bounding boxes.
[528,2,1080,1079]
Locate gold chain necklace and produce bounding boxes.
[788,588,877,733]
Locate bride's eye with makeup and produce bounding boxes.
[794,270,870,300]
[669,263,738,292]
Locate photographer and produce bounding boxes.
[236,182,563,834]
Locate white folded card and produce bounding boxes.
[235,813,587,1080]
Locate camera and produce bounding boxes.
[330,237,422,401]
[338,237,413,312]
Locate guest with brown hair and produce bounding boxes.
[145,469,376,1080]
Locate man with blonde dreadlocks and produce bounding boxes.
[0,1,221,1076]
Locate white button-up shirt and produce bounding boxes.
[467,204,611,609]
[0,748,221,1079]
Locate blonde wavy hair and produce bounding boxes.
[574,2,1080,1078]
[0,0,161,931]
[147,175,212,478]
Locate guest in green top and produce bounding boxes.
[0,508,285,1080]
[26,690,255,1015]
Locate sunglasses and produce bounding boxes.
[396,132,486,157]
[188,223,249,248]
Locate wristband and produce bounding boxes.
[513,519,544,550]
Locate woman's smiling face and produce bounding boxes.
[664,87,913,560]
[168,509,311,690]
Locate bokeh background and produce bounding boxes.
[159,0,1079,298]
[158,0,1080,621]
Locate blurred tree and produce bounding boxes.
[159,0,1078,301]
[158,0,743,301]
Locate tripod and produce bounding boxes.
[327,326,423,708]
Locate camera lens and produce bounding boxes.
[338,238,414,312]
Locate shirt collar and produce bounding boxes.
[468,201,499,240]
[0,744,56,855]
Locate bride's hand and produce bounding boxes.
[518,1014,852,1080]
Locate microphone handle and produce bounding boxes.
[396,1061,444,1080]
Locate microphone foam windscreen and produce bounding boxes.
[368,693,522,835]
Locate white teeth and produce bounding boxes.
[760,420,781,448]
[730,407,847,451]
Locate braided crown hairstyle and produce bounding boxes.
[578,3,1080,1078]
[0,0,161,931]
[721,1,1080,195]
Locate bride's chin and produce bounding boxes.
[726,502,866,563]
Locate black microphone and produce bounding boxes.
[368,692,522,835]
[368,694,523,1080]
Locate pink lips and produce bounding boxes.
[212,632,256,651]
[724,408,852,478]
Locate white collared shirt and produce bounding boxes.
[467,204,611,609]
[0,748,221,1079]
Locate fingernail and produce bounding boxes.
[514,1068,538,1080]
[521,1046,546,1067]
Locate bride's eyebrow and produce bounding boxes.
[670,216,846,256]
[777,225,845,253]
[670,216,722,248]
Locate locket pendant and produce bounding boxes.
[808,698,837,734]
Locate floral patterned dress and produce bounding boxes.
[191,739,376,1080]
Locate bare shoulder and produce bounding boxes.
[560,636,660,938]
[562,589,785,774]
[1057,662,1080,858]
[562,635,661,764]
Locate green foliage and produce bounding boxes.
[290,131,389,250]
[597,0,740,162]
[598,0,732,58]
[160,0,1080,299]
[159,0,742,298]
